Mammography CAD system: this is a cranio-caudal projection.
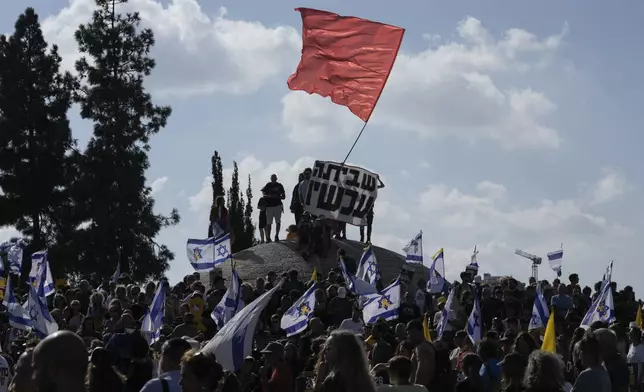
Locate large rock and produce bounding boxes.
[200,239,428,289]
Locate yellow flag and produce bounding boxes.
[422,314,432,342]
[311,267,318,283]
[541,311,556,353]
[636,303,643,329]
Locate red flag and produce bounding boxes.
[287,8,404,122]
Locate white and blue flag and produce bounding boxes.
[141,282,165,344]
[601,261,613,290]
[339,258,378,297]
[202,280,284,371]
[529,286,550,330]
[427,248,446,294]
[547,249,563,277]
[402,231,423,263]
[581,275,615,327]
[111,261,121,283]
[362,278,401,324]
[281,283,317,337]
[3,276,31,331]
[356,245,380,286]
[27,282,58,338]
[7,243,23,274]
[438,288,456,338]
[211,269,244,328]
[31,251,55,297]
[187,233,232,271]
[467,294,482,344]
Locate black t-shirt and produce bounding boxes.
[398,303,421,324]
[262,182,286,207]
[456,379,485,392]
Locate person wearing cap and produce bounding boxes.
[140,338,192,392]
[260,341,294,392]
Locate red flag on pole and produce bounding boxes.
[287,8,405,123]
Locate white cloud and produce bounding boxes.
[42,0,300,97]
[150,176,169,196]
[0,227,21,243]
[590,168,627,205]
[282,16,566,150]
[476,181,507,199]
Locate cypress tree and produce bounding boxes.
[244,175,256,246]
[208,151,224,237]
[228,162,245,252]
[0,8,78,277]
[70,0,179,281]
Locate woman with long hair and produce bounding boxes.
[86,348,125,392]
[314,330,376,392]
[513,332,539,362]
[523,351,565,392]
[180,350,224,392]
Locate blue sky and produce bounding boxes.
[1,0,642,295]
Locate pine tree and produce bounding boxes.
[244,175,256,246]
[70,0,179,281]
[208,151,224,237]
[228,162,245,253]
[211,151,224,202]
[0,8,78,277]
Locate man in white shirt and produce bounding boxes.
[140,338,192,392]
[627,324,644,363]
[339,308,365,335]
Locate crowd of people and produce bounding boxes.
[0,259,642,392]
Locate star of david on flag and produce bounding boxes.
[581,262,615,327]
[363,278,401,324]
[402,231,423,263]
[186,233,233,272]
[281,283,318,337]
[357,245,380,286]
[467,294,482,344]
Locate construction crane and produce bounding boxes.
[514,249,542,281]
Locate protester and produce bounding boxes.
[261,174,286,242]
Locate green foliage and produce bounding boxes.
[208,151,224,237]
[69,0,178,281]
[244,175,256,246]
[0,8,78,278]
[228,162,245,252]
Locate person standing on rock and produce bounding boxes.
[261,174,286,242]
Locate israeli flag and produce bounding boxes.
[427,248,446,294]
[3,276,31,331]
[356,245,380,286]
[211,269,244,328]
[27,281,58,338]
[111,261,121,283]
[202,280,284,371]
[186,233,232,271]
[529,286,550,330]
[467,294,482,344]
[402,231,423,263]
[7,243,23,274]
[281,283,317,337]
[31,251,55,297]
[547,249,563,276]
[141,282,165,344]
[601,261,613,290]
[438,288,456,338]
[363,278,401,324]
[581,277,615,327]
[339,258,378,297]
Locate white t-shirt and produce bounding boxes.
[627,343,644,363]
[415,289,425,311]
[0,355,11,392]
[338,319,364,335]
